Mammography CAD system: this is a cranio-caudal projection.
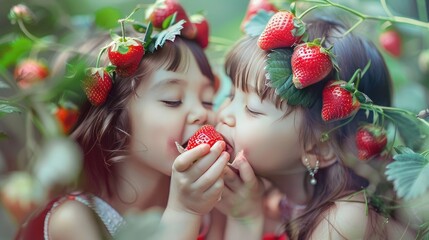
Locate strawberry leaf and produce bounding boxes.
[385,148,429,200]
[384,110,429,151]
[0,103,21,117]
[118,45,129,54]
[244,10,274,37]
[162,12,177,29]
[266,48,320,107]
[133,23,148,33]
[154,19,185,49]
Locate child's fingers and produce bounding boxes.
[189,141,226,176]
[223,164,243,192]
[173,144,210,172]
[194,151,229,191]
[202,177,224,202]
[232,151,259,190]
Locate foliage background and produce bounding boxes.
[0,0,428,239]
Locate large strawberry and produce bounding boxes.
[190,14,209,49]
[240,0,278,31]
[321,80,360,122]
[257,11,304,50]
[14,59,49,89]
[291,41,333,89]
[379,29,401,58]
[146,0,197,39]
[186,125,224,150]
[107,38,144,77]
[356,124,387,160]
[83,68,113,106]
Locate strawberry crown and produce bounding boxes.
[84,1,209,106]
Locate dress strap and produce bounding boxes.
[43,193,126,240]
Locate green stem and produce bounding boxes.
[342,18,363,36]
[298,4,330,19]
[209,36,236,46]
[17,19,40,42]
[380,0,394,17]
[320,112,357,142]
[95,47,107,68]
[119,19,126,42]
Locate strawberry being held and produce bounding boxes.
[83,68,113,106]
[291,40,333,89]
[241,0,278,31]
[258,11,304,50]
[107,38,144,77]
[185,125,224,151]
[321,80,361,122]
[355,124,387,160]
[146,0,197,39]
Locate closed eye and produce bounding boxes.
[202,101,214,109]
[161,100,182,107]
[245,105,263,116]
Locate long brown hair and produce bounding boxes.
[225,18,394,239]
[70,35,214,197]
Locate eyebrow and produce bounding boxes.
[150,78,186,90]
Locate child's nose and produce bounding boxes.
[187,103,208,124]
[216,99,235,127]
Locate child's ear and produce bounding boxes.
[302,140,337,168]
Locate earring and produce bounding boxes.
[304,158,319,185]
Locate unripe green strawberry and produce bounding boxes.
[291,41,333,89]
[83,68,113,106]
[356,124,387,160]
[321,80,360,122]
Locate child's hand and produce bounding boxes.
[216,150,264,220]
[167,141,229,216]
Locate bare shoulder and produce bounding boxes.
[48,200,103,240]
[311,195,369,239]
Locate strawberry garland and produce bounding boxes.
[83,0,210,106]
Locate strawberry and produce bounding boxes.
[185,125,224,151]
[83,68,113,106]
[355,124,387,160]
[291,41,333,89]
[257,11,304,50]
[240,0,278,31]
[321,80,360,122]
[146,0,197,39]
[379,29,401,58]
[54,106,79,134]
[9,4,35,24]
[190,14,209,49]
[14,59,49,89]
[107,38,144,77]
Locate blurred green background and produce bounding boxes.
[1,0,429,239]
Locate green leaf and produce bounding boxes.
[0,79,10,89]
[0,132,7,140]
[385,150,429,200]
[162,13,177,29]
[266,49,320,107]
[384,110,429,151]
[143,22,153,49]
[95,7,122,30]
[133,23,148,33]
[0,37,33,68]
[118,45,129,54]
[0,103,21,117]
[244,10,274,37]
[154,19,185,49]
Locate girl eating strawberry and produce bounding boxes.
[15,1,229,239]
[215,14,417,240]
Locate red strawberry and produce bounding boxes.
[321,80,360,122]
[185,125,224,151]
[240,0,278,31]
[356,124,387,160]
[379,29,401,58]
[291,41,333,89]
[190,14,209,49]
[146,0,197,39]
[14,59,49,89]
[107,38,144,77]
[83,68,113,106]
[258,11,304,50]
[54,106,79,134]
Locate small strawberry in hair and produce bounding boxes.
[241,0,278,32]
[108,38,144,77]
[191,14,209,49]
[258,11,305,50]
[146,0,197,39]
[291,39,334,89]
[356,124,387,160]
[83,68,113,106]
[321,80,360,122]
